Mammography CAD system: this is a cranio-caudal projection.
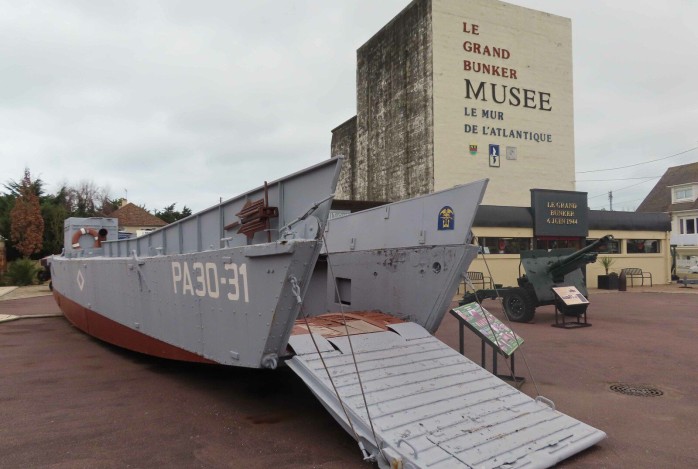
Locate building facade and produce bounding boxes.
[470,203,670,288]
[330,0,671,286]
[333,0,574,206]
[638,162,698,273]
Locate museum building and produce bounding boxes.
[330,0,670,287]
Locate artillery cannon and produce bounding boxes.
[461,235,614,322]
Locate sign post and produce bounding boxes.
[551,286,591,328]
[450,302,525,385]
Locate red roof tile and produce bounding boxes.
[636,162,698,213]
[110,203,167,228]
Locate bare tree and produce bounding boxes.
[64,180,113,217]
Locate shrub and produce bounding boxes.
[600,256,615,275]
[5,258,39,286]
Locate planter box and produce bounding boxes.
[597,274,619,290]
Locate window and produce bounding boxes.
[586,238,621,254]
[674,186,693,202]
[627,239,660,254]
[536,238,582,250]
[680,218,696,235]
[478,237,531,254]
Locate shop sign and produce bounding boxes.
[531,189,588,236]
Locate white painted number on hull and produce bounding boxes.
[171,261,249,303]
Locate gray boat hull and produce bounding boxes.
[51,160,488,370]
[51,158,343,369]
[52,240,319,368]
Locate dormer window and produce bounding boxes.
[673,185,694,203]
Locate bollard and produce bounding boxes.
[618,270,627,291]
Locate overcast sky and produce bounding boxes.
[1,0,696,213]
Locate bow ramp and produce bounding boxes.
[287,319,605,469]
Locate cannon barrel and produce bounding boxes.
[547,234,614,279]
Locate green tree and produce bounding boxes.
[0,186,18,262]
[0,193,13,245]
[4,174,44,198]
[40,186,70,256]
[100,198,122,216]
[9,169,44,258]
[154,203,192,224]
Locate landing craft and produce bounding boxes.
[50,157,605,468]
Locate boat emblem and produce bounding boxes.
[438,206,455,230]
[77,270,85,291]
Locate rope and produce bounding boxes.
[289,275,378,462]
[321,233,386,463]
[291,280,361,442]
[470,250,542,398]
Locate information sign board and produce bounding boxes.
[552,286,589,306]
[451,302,523,357]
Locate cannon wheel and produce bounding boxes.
[503,288,535,323]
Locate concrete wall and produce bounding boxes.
[331,117,358,200]
[432,0,575,206]
[351,0,434,202]
[335,0,575,206]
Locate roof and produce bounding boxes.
[474,205,534,228]
[636,161,698,212]
[474,205,670,232]
[109,203,167,228]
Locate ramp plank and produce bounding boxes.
[287,325,605,469]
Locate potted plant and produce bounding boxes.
[597,257,619,289]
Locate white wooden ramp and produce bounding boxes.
[287,322,605,469]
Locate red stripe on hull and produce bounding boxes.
[53,290,216,364]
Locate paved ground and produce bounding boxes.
[0,284,52,301]
[0,284,696,468]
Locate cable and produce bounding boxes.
[476,251,543,398]
[587,177,659,200]
[321,233,386,464]
[576,146,698,174]
[575,176,661,182]
[290,277,369,460]
[591,195,650,210]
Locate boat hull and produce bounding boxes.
[51,159,343,368]
[54,289,215,363]
[304,244,479,332]
[52,240,320,368]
